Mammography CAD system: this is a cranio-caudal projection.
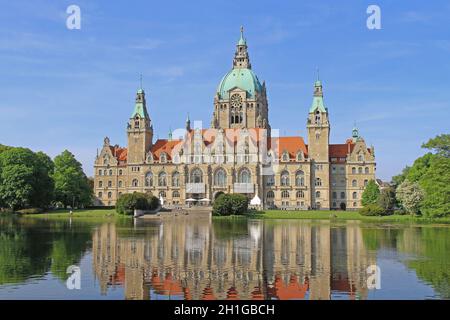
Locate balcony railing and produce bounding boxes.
[234,183,254,193]
[186,183,205,194]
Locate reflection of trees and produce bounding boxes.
[362,225,450,299]
[0,217,92,285]
[400,228,450,299]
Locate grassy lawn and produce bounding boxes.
[23,208,125,219]
[245,210,450,224]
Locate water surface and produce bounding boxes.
[0,216,448,300]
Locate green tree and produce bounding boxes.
[116,192,159,215]
[377,186,396,213]
[53,150,92,208]
[421,134,450,158]
[391,166,410,189]
[396,180,425,215]
[419,156,450,217]
[361,180,380,206]
[405,153,434,182]
[0,147,54,210]
[212,194,248,216]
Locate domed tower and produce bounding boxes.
[212,27,269,130]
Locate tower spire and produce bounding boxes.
[139,74,143,90]
[233,26,251,69]
[186,113,191,131]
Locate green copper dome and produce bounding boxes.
[216,68,262,99]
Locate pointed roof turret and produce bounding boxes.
[131,88,149,119]
[233,26,251,69]
[309,77,327,113]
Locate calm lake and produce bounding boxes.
[0,215,449,300]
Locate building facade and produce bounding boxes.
[94,29,376,210]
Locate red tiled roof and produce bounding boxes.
[150,139,182,160]
[109,145,128,162]
[329,142,354,158]
[273,136,308,159]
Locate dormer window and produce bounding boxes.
[134,120,140,129]
[282,151,289,162]
[160,152,167,163]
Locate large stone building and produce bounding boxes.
[94,28,376,210]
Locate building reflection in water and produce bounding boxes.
[92,218,376,300]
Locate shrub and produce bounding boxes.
[116,192,159,215]
[213,194,248,216]
[359,204,386,216]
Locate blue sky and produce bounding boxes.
[0,0,449,180]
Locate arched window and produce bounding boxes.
[98,170,103,176]
[281,190,290,198]
[295,171,305,186]
[104,170,107,176]
[267,191,275,199]
[296,190,304,198]
[145,172,153,187]
[238,168,251,183]
[173,191,180,198]
[118,180,122,188]
[119,169,123,175]
[358,167,363,174]
[132,179,138,187]
[352,167,356,174]
[159,191,166,198]
[266,175,275,186]
[352,192,357,199]
[316,191,321,198]
[107,192,112,199]
[358,154,364,162]
[315,178,322,186]
[365,167,369,174]
[190,168,203,183]
[364,179,368,187]
[160,152,167,163]
[98,192,102,198]
[172,172,180,187]
[353,202,357,207]
[281,170,290,186]
[296,151,303,162]
[99,181,103,188]
[282,152,289,162]
[214,168,227,187]
[352,179,357,187]
[109,169,113,176]
[108,181,112,187]
[158,172,167,186]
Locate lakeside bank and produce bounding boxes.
[13,208,450,224]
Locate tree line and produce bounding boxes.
[360,134,450,217]
[0,145,92,212]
